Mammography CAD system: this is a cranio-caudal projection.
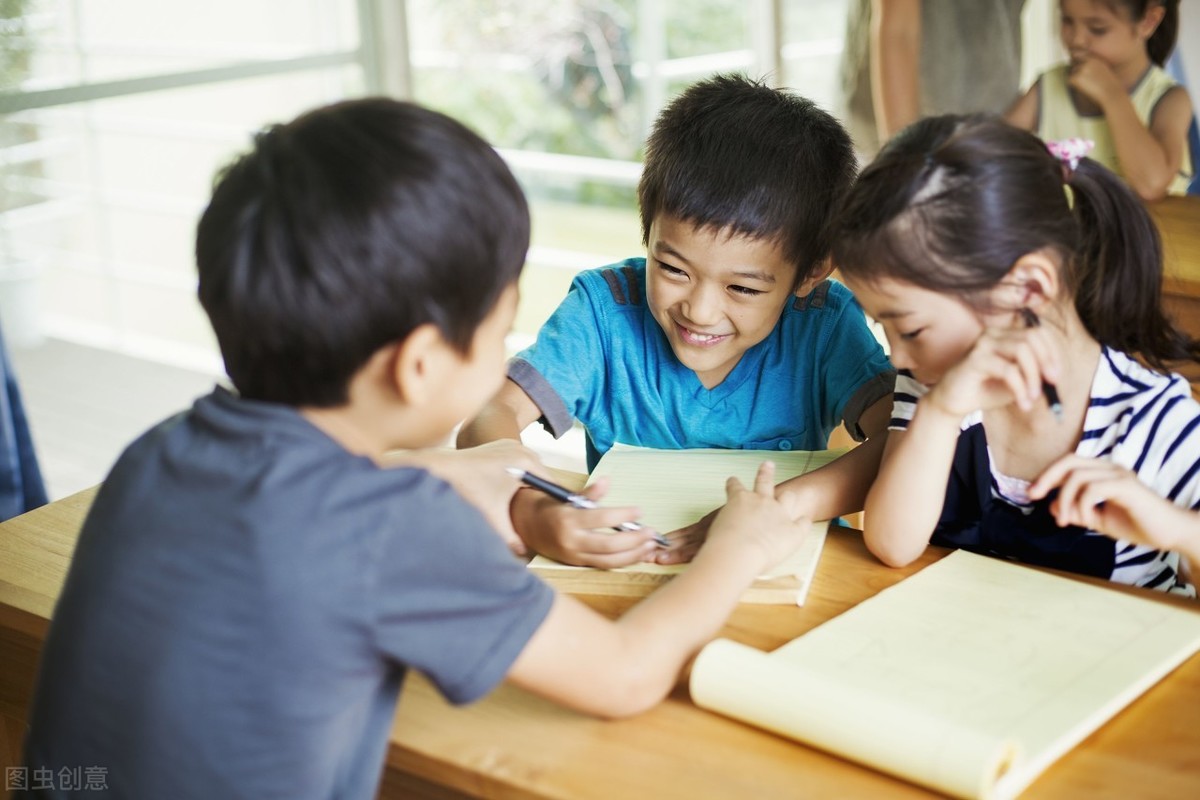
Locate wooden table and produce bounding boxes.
[2,486,1198,799]
[1151,195,1200,387]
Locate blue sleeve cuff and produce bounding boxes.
[842,369,896,441]
[507,358,575,439]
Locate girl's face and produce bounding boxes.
[844,276,989,386]
[1058,0,1160,71]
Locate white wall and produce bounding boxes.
[1021,0,1065,88]
[1180,1,1199,95]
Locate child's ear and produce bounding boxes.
[390,324,451,406]
[1137,2,1166,39]
[1000,250,1060,313]
[792,258,835,298]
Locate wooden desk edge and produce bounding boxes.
[3,485,1199,800]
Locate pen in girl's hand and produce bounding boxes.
[1019,308,1064,421]
[505,467,670,547]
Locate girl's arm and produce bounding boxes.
[1004,82,1040,131]
[653,396,892,565]
[1029,455,1200,574]
[774,394,892,520]
[1072,61,1193,200]
[865,321,1062,567]
[861,403,961,567]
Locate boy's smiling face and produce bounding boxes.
[646,214,814,389]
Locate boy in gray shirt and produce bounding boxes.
[20,98,811,799]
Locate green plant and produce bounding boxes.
[0,0,33,92]
[0,0,35,262]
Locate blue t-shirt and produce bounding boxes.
[510,259,894,469]
[22,387,554,800]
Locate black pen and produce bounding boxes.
[506,467,670,547]
[1019,308,1064,421]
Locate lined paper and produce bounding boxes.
[529,445,842,604]
[690,551,1200,799]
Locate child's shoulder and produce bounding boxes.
[776,279,888,361]
[781,278,869,324]
[1095,348,1193,397]
[1038,63,1070,81]
[1091,347,1200,426]
[555,259,653,330]
[112,389,459,518]
[570,257,648,306]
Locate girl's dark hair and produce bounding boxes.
[832,114,1200,371]
[196,98,530,407]
[1102,0,1179,66]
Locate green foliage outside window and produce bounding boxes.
[1,0,37,260]
[0,0,32,92]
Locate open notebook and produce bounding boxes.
[690,550,1200,799]
[528,445,843,605]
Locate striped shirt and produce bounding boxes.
[890,348,1198,596]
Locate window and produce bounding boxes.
[407,0,850,342]
[0,0,851,364]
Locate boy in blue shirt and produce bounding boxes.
[19,98,812,800]
[459,75,895,568]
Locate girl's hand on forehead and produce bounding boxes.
[924,324,1061,419]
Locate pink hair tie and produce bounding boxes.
[1046,138,1094,171]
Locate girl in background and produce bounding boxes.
[1007,0,1193,200]
[834,114,1200,596]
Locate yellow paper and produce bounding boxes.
[690,551,1200,799]
[529,445,843,605]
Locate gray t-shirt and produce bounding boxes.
[22,387,554,799]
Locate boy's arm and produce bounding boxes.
[654,395,892,565]
[458,378,660,568]
[457,379,543,447]
[773,394,892,521]
[386,440,542,555]
[865,319,1066,567]
[507,464,811,717]
[1071,61,1192,200]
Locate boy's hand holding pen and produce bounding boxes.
[507,468,670,548]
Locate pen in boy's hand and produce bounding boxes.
[505,467,670,547]
[1019,308,1064,421]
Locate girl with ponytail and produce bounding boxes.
[834,114,1200,596]
[1007,0,1193,200]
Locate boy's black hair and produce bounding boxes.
[833,114,1200,371]
[196,97,530,407]
[637,73,857,289]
